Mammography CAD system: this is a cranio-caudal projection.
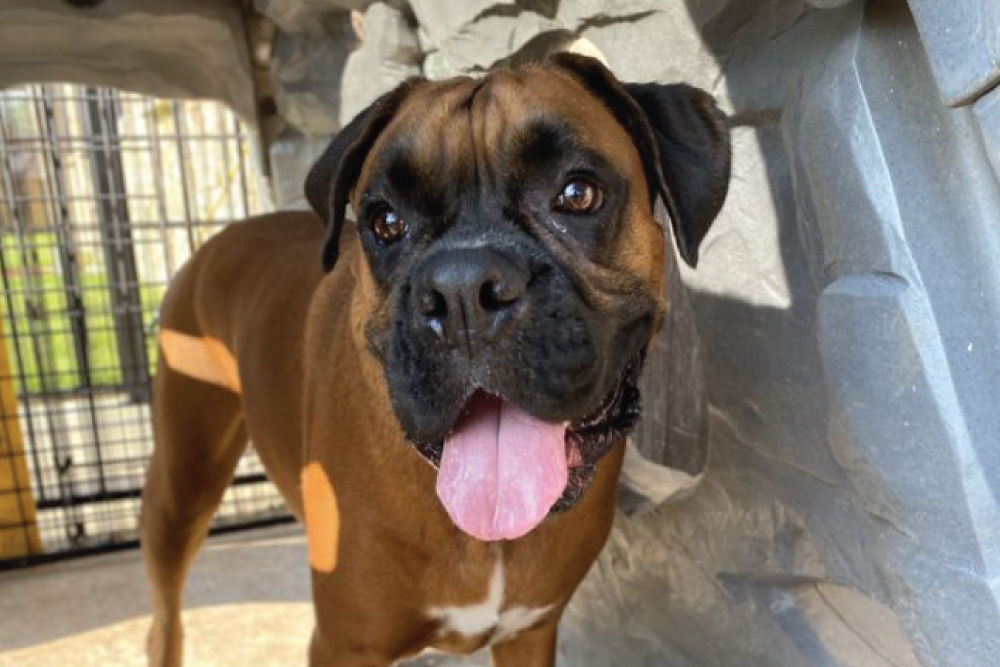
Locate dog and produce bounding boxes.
[141,53,730,666]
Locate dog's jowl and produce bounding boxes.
[143,54,730,667]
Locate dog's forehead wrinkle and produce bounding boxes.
[512,118,576,163]
[366,79,487,205]
[366,144,454,221]
[460,69,549,198]
[467,74,496,198]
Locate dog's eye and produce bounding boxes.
[553,179,603,215]
[372,207,407,244]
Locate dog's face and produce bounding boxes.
[305,55,730,540]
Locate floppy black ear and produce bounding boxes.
[550,53,731,267]
[304,79,422,271]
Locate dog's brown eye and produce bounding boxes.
[373,208,406,244]
[553,179,603,215]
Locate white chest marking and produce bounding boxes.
[426,554,553,643]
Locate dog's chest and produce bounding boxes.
[425,554,553,647]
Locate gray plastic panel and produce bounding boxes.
[974,85,1000,178]
[906,0,1000,105]
[0,0,254,122]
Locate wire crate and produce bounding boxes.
[0,83,293,567]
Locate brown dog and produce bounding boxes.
[141,53,729,666]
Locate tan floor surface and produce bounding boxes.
[0,525,487,666]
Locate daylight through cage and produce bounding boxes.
[0,83,291,566]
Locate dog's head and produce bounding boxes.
[305,54,730,541]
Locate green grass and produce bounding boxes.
[2,232,164,395]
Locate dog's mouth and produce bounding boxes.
[412,354,641,541]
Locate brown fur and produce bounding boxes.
[143,213,625,666]
[142,59,728,666]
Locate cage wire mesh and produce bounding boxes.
[0,83,292,566]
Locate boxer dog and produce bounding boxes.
[142,53,730,666]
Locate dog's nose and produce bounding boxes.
[413,248,529,352]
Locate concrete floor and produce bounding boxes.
[0,525,488,666]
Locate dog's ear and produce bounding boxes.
[305,79,422,271]
[550,53,730,267]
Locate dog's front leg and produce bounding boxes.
[490,619,559,667]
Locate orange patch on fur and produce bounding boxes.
[159,329,241,393]
[301,462,340,573]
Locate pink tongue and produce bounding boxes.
[436,393,568,541]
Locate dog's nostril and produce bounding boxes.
[418,289,447,318]
[417,289,448,341]
[479,279,520,312]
